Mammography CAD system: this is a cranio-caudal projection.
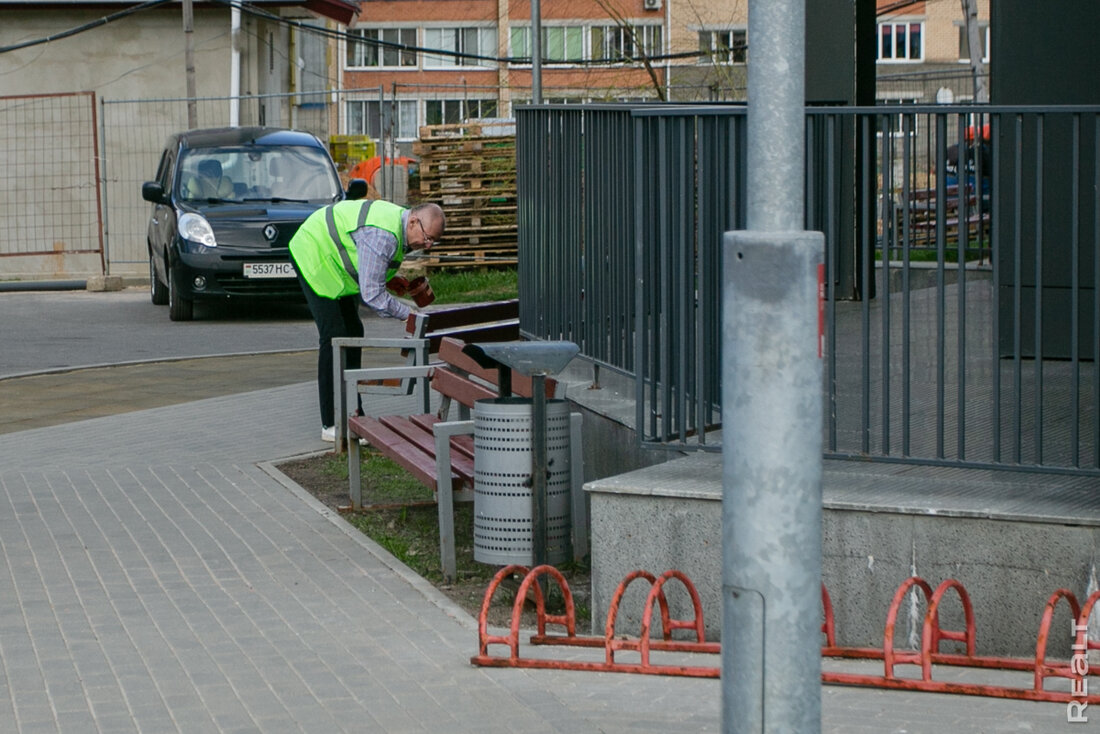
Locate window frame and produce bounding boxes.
[346,27,418,69]
[346,99,419,141]
[697,28,747,65]
[424,98,500,127]
[876,20,924,63]
[422,25,498,69]
[591,23,663,62]
[510,22,661,67]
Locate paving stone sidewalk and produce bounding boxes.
[0,375,1086,732]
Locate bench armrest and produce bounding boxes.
[332,336,431,451]
[333,336,427,350]
[342,364,435,431]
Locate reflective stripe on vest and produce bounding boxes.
[324,200,374,283]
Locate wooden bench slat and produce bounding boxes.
[430,367,497,408]
[425,320,520,353]
[437,337,557,399]
[349,415,461,492]
[419,300,518,331]
[409,414,476,459]
[379,415,475,485]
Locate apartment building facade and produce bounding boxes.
[338,0,990,144]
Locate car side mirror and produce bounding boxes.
[142,181,166,204]
[345,178,368,200]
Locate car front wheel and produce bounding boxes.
[168,268,194,321]
[150,251,168,305]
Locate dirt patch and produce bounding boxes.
[277,451,591,630]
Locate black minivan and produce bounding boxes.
[142,127,366,321]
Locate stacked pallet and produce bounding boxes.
[413,121,517,269]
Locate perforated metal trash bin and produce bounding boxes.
[473,397,572,566]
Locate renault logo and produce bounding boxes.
[263,224,278,241]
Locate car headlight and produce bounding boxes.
[177,212,217,248]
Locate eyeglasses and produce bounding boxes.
[415,218,436,247]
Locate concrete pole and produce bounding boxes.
[182,0,198,129]
[531,0,542,103]
[721,0,824,731]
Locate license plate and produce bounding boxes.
[243,262,295,279]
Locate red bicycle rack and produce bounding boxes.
[472,567,1100,706]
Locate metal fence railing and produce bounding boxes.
[517,103,1100,475]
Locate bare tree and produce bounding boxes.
[961,0,988,102]
[590,0,667,101]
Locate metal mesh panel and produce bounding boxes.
[0,92,102,276]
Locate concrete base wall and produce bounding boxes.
[586,454,1100,659]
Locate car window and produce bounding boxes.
[177,145,341,203]
[155,149,173,190]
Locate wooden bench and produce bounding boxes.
[893,185,991,249]
[332,298,519,451]
[342,336,586,582]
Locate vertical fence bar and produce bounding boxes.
[860,114,872,454]
[1095,118,1100,469]
[956,113,968,460]
[1071,114,1081,467]
[658,116,671,443]
[880,110,892,456]
[826,114,839,453]
[668,117,686,442]
[89,92,106,275]
[1012,114,1024,463]
[99,95,112,274]
[1033,115,1044,465]
[634,114,649,440]
[935,113,947,459]
[696,115,712,444]
[902,112,913,457]
[991,112,1002,463]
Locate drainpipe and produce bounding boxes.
[229,4,241,126]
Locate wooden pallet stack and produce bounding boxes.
[412,121,517,269]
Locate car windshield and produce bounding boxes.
[178,145,340,203]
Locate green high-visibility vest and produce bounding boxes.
[289,199,406,299]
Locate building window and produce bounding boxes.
[423,27,497,67]
[347,28,417,68]
[698,29,746,64]
[591,24,662,61]
[510,26,531,62]
[295,24,328,98]
[545,27,585,62]
[347,99,418,140]
[510,26,586,63]
[957,24,990,63]
[877,22,923,62]
[425,99,499,126]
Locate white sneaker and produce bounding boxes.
[321,425,335,442]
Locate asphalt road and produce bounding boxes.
[0,286,321,378]
[0,284,410,433]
